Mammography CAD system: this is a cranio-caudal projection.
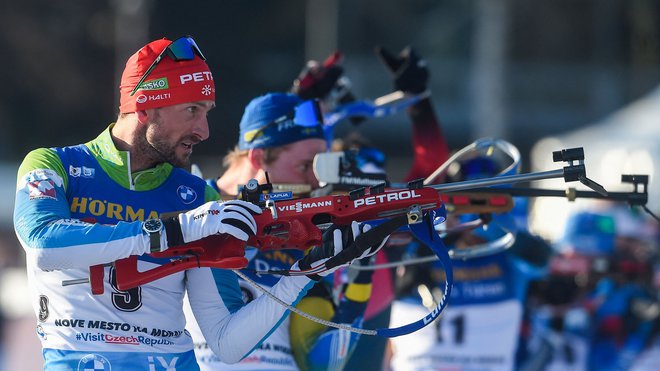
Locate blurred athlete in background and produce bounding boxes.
[387,142,553,371]
[291,46,450,370]
[186,91,386,371]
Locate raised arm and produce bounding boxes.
[375,46,450,181]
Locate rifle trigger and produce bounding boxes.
[265,199,278,220]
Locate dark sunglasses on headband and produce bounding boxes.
[244,99,325,144]
[130,36,206,96]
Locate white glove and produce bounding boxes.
[297,221,389,280]
[166,200,262,246]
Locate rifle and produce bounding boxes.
[60,147,609,338]
[64,147,602,296]
[312,147,516,215]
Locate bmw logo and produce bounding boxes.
[177,185,198,204]
[78,354,111,370]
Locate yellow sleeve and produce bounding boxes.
[289,296,335,371]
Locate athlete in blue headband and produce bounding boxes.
[186,92,387,371]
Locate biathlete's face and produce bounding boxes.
[145,101,214,167]
[262,138,326,189]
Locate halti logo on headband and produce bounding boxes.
[147,93,171,102]
[138,77,169,91]
[136,93,171,103]
[180,71,213,85]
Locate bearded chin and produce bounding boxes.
[152,141,190,168]
[167,150,190,168]
[140,121,190,169]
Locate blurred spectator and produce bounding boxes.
[586,206,658,371]
[525,206,659,371]
[387,141,554,370]
[523,211,616,370]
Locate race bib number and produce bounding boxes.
[389,298,522,371]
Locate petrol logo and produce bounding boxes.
[180,71,213,85]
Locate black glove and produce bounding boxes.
[292,51,366,125]
[375,46,429,94]
[297,221,388,281]
[291,51,347,101]
[345,255,376,288]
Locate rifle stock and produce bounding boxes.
[89,185,443,294]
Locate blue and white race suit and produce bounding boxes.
[14,126,314,370]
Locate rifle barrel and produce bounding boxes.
[450,187,647,205]
[428,169,565,192]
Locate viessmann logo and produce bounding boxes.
[277,200,332,213]
[353,190,422,208]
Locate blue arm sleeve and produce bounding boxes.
[14,148,149,270]
[211,268,245,313]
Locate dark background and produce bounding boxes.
[1,0,658,179]
[0,2,659,369]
